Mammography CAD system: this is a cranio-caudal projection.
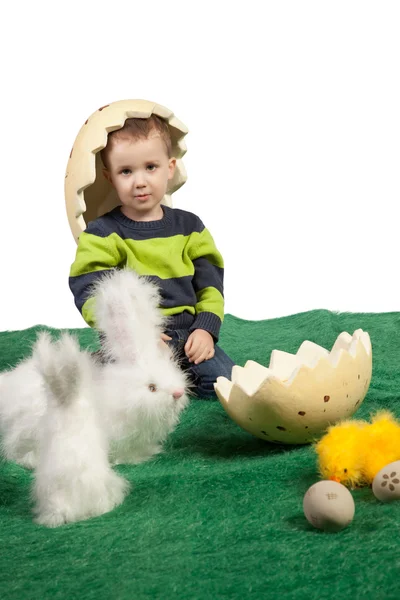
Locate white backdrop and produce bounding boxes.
[1,1,399,331]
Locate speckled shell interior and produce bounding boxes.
[215,329,373,445]
[65,99,188,243]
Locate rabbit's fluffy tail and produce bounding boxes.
[91,268,168,362]
[33,331,92,405]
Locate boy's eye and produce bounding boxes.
[121,169,131,175]
[147,164,156,171]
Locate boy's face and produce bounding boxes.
[102,133,176,221]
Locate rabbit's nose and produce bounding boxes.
[173,388,185,400]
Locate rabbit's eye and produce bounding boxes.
[148,383,157,392]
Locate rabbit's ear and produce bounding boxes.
[33,332,92,405]
[92,269,167,362]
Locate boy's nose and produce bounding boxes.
[173,388,185,400]
[134,174,147,187]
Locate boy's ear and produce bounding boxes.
[168,157,177,180]
[102,168,114,186]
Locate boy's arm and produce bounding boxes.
[69,223,121,327]
[188,222,225,342]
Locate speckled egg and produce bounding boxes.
[372,461,400,502]
[303,480,355,532]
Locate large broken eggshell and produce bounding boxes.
[215,329,372,444]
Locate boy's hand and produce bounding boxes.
[158,333,172,353]
[160,333,172,342]
[185,329,215,365]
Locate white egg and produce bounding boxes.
[372,461,400,503]
[303,480,355,532]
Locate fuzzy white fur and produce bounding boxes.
[0,269,189,527]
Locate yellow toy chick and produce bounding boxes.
[315,411,400,488]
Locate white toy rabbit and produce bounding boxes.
[0,269,189,527]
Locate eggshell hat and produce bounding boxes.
[65,99,188,243]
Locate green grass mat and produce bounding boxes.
[1,309,400,599]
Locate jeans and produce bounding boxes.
[164,328,235,400]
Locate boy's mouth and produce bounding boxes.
[135,194,150,201]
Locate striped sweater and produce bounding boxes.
[69,205,225,341]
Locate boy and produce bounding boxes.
[69,115,235,399]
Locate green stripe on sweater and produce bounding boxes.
[69,232,119,277]
[195,287,224,320]
[71,229,223,280]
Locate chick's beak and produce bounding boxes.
[329,476,341,483]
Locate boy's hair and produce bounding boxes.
[100,115,172,169]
